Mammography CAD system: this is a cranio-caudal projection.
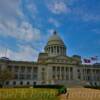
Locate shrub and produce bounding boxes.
[33,85,64,89]
[58,86,66,94]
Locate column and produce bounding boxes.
[50,46,51,55]
[64,67,66,80]
[68,67,70,80]
[60,67,62,80]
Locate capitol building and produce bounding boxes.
[0,31,100,87]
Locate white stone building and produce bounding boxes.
[0,31,100,87]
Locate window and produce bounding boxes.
[66,68,68,72]
[42,68,45,71]
[26,74,31,80]
[33,67,38,72]
[27,81,30,85]
[77,69,80,72]
[13,81,16,85]
[95,82,97,86]
[33,74,37,80]
[27,67,32,73]
[20,66,25,73]
[6,81,9,85]
[14,66,19,72]
[52,67,55,72]
[57,67,60,72]
[78,75,81,79]
[70,67,73,72]
[61,67,64,71]
[14,74,18,79]
[20,81,23,85]
[57,46,59,53]
[33,82,36,85]
[52,75,55,79]
[19,74,25,80]
[7,65,12,71]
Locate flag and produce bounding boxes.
[91,56,98,61]
[83,59,91,63]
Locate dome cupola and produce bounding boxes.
[45,31,67,57]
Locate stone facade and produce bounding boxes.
[0,31,100,87]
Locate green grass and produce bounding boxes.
[0,88,59,100]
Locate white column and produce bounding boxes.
[64,67,66,80]
[60,67,62,80]
[50,46,51,55]
[69,67,70,80]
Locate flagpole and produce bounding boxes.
[5,47,7,57]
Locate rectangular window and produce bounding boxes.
[26,74,31,80]
[19,74,25,80]
[52,66,56,72]
[33,67,38,73]
[7,65,12,71]
[33,74,37,80]
[20,66,25,73]
[14,74,18,79]
[14,66,19,72]
[27,67,32,73]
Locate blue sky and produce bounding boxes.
[0,0,100,62]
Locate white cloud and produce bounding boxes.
[0,0,22,20]
[26,2,38,18]
[47,29,55,35]
[0,44,38,61]
[46,0,70,14]
[48,18,60,27]
[0,20,41,42]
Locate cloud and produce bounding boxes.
[0,44,38,61]
[0,20,41,42]
[48,18,60,27]
[26,1,38,15]
[46,0,71,14]
[0,0,23,20]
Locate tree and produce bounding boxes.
[0,68,13,87]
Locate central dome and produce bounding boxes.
[45,31,67,57]
[47,31,65,46]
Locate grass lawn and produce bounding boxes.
[0,88,59,100]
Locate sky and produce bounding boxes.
[0,0,100,63]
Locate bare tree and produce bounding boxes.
[0,68,13,87]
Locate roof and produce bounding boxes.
[47,31,65,46]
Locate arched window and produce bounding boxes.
[13,81,16,85]
[27,81,30,85]
[33,82,36,86]
[6,81,9,85]
[20,81,23,85]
